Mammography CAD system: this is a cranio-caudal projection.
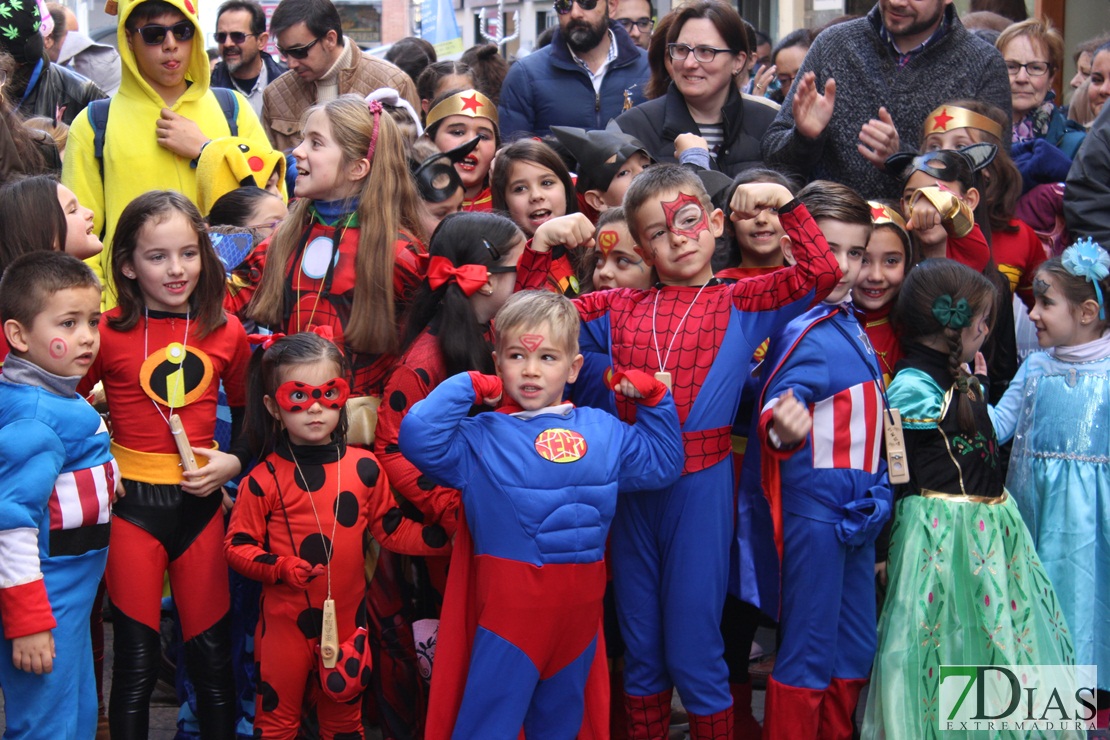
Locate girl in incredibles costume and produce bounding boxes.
[862,259,1075,740]
[78,191,250,739]
[226,331,387,739]
[422,89,499,212]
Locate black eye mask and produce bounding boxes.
[411,137,481,203]
[886,142,997,186]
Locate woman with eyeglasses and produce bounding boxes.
[996,18,1086,159]
[614,0,777,177]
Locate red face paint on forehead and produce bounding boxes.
[598,230,620,257]
[520,334,544,352]
[275,377,351,412]
[661,192,710,241]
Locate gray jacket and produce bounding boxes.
[58,31,121,96]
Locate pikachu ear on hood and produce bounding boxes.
[107,0,198,18]
[196,137,288,216]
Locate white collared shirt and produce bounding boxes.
[569,29,619,94]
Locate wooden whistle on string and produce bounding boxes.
[169,414,199,472]
[320,598,339,669]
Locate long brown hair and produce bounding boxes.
[248,95,424,355]
[108,191,228,337]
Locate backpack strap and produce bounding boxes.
[87,98,111,178]
[212,86,239,136]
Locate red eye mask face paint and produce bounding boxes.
[275,378,351,412]
[661,192,710,241]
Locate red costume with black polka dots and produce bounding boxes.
[226,440,389,740]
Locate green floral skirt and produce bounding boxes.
[861,493,1078,739]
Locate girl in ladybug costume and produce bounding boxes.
[226,331,389,739]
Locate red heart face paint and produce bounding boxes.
[49,337,68,358]
[275,377,351,412]
[598,230,619,257]
[520,334,544,352]
[661,192,710,241]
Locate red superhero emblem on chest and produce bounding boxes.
[275,378,351,412]
[661,192,710,241]
[534,428,588,463]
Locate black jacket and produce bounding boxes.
[16,60,105,126]
[210,52,288,93]
[614,82,777,178]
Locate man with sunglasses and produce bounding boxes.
[498,0,649,140]
[261,0,417,151]
[210,0,287,117]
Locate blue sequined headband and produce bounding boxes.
[1061,237,1110,320]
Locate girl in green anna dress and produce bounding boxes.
[862,259,1077,740]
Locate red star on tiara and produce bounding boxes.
[932,108,954,131]
[460,94,483,113]
[870,205,889,221]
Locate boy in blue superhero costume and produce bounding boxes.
[0,252,118,739]
[400,290,684,740]
[742,182,893,739]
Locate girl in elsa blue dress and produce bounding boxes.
[990,238,1110,728]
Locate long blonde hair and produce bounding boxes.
[248,95,424,354]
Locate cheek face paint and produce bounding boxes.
[520,334,544,352]
[49,337,68,358]
[661,192,710,241]
[598,230,620,256]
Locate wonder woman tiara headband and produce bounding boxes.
[424,89,499,131]
[923,105,1004,141]
[1062,237,1110,320]
[867,201,908,234]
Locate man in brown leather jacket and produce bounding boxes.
[261,0,417,150]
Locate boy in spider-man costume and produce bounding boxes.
[0,253,117,739]
[740,182,892,739]
[518,166,841,738]
[400,290,684,740]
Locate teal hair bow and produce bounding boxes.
[932,294,971,329]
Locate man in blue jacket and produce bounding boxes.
[498,0,650,140]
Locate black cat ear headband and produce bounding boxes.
[410,137,481,203]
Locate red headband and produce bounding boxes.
[367,100,383,163]
[247,325,340,351]
[426,256,489,296]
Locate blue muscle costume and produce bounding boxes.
[0,355,117,740]
[516,202,841,735]
[748,304,891,739]
[400,369,683,740]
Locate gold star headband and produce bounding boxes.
[868,201,909,233]
[923,105,1003,141]
[425,89,499,132]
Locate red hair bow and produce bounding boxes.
[426,256,489,296]
[246,332,286,349]
[246,325,341,351]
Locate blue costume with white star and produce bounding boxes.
[0,356,116,740]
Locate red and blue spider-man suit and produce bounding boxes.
[746,304,892,739]
[517,200,840,738]
[400,369,684,740]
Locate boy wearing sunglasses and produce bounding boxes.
[63,0,281,315]
[497,0,649,139]
[210,0,287,117]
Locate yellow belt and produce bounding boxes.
[920,489,1008,505]
[111,441,214,485]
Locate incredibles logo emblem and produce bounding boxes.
[534,428,588,463]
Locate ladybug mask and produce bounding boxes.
[274,378,351,412]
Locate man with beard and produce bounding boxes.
[761,0,1011,200]
[498,0,649,139]
[210,0,287,116]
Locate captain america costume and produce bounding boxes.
[400,369,683,740]
[0,358,118,740]
[515,201,841,736]
[750,304,892,739]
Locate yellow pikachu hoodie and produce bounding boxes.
[62,0,273,307]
